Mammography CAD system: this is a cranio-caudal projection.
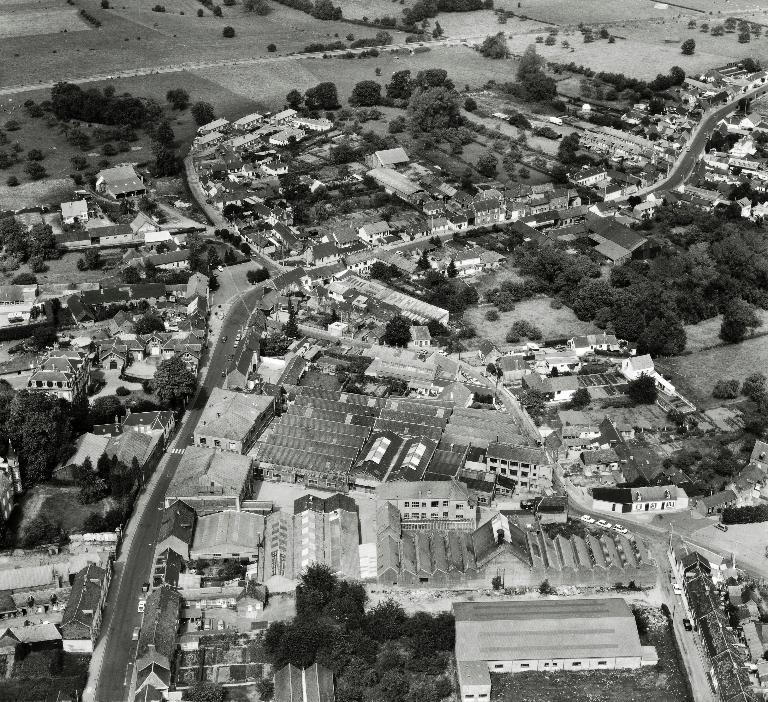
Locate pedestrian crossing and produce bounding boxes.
[169,447,185,455]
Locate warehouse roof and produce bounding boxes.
[168,447,251,498]
[367,167,422,197]
[377,479,468,502]
[454,598,643,662]
[192,510,265,553]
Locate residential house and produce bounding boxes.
[408,326,431,350]
[166,447,253,512]
[485,443,552,492]
[27,349,90,403]
[694,490,737,517]
[193,388,274,453]
[498,355,527,384]
[123,411,176,447]
[522,373,580,403]
[0,284,37,327]
[569,166,609,187]
[592,486,689,514]
[567,333,621,356]
[60,563,111,653]
[61,200,88,225]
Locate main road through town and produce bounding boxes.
[92,279,265,702]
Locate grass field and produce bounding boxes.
[195,45,522,108]
[0,1,90,38]
[0,0,404,88]
[683,309,768,352]
[657,335,768,405]
[463,296,598,345]
[497,0,671,25]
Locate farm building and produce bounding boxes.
[95,164,146,199]
[366,147,409,169]
[367,167,423,202]
[453,598,655,702]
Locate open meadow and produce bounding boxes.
[463,296,599,345]
[497,0,672,25]
[657,335,768,406]
[0,0,405,88]
[194,44,521,108]
[0,0,91,38]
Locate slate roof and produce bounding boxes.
[60,563,108,640]
[197,387,273,442]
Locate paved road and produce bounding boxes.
[644,82,768,196]
[92,281,266,702]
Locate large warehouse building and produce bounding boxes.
[453,598,656,702]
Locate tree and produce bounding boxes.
[267,43,277,52]
[366,599,407,641]
[28,223,57,261]
[627,374,657,405]
[681,38,696,55]
[27,148,44,162]
[383,315,411,347]
[152,355,197,408]
[713,379,740,399]
[246,268,270,284]
[539,579,553,595]
[720,297,761,343]
[350,80,382,107]
[244,0,271,12]
[447,259,458,278]
[188,682,226,702]
[304,82,340,111]
[516,44,557,102]
[464,97,477,112]
[285,302,299,339]
[286,89,304,111]
[479,32,509,58]
[386,70,413,100]
[738,30,750,43]
[638,313,686,356]
[407,70,462,133]
[8,390,72,486]
[166,88,190,110]
[134,313,165,335]
[416,249,431,271]
[191,101,215,126]
[89,395,124,425]
[155,120,175,147]
[742,373,766,402]
[24,161,47,180]
[256,679,274,701]
[223,25,235,37]
[475,152,497,178]
[568,387,591,410]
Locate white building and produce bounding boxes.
[61,200,88,225]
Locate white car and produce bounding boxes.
[137,599,146,613]
[673,583,683,595]
[580,515,595,524]
[596,519,611,528]
[612,524,629,535]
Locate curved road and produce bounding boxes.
[644,81,768,196]
[92,282,266,702]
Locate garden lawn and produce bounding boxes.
[463,296,599,345]
[657,335,768,407]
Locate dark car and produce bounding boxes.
[715,523,728,532]
[682,619,693,631]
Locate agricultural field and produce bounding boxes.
[657,335,768,406]
[501,15,768,78]
[463,296,599,345]
[0,1,91,38]
[496,0,671,25]
[194,44,523,108]
[0,0,403,88]
[0,177,73,211]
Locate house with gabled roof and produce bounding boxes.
[194,387,274,454]
[60,563,111,653]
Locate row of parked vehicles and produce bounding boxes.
[580,514,629,535]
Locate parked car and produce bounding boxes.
[683,619,693,631]
[596,519,611,528]
[137,599,146,613]
[715,523,728,532]
[132,626,140,640]
[612,524,629,535]
[580,515,595,524]
[673,583,683,595]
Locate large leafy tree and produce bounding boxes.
[720,297,761,343]
[383,315,412,347]
[408,70,462,134]
[152,355,197,408]
[7,391,72,486]
[304,82,339,111]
